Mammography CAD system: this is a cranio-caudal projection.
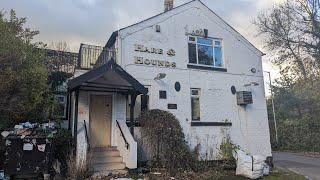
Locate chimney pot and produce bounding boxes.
[164,0,174,12]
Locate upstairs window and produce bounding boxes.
[188,36,223,67]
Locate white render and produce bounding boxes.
[71,0,272,169]
[72,89,137,168]
[115,0,272,159]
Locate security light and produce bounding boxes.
[154,73,167,80]
[244,82,259,87]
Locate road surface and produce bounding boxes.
[273,152,320,180]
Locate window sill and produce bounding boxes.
[187,64,227,72]
[191,122,232,126]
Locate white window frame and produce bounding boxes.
[188,36,224,68]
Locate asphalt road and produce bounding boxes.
[273,152,320,180]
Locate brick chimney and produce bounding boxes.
[164,0,174,12]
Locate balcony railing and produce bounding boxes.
[44,49,78,74]
[78,43,116,70]
[43,44,115,74]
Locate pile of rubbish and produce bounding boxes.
[1,122,57,139]
[233,150,270,179]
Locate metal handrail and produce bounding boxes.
[116,120,130,150]
[83,120,90,151]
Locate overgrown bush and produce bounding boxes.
[139,109,198,175]
[218,137,238,170]
[54,128,74,176]
[66,155,91,180]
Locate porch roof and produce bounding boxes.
[68,60,148,95]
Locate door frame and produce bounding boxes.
[89,92,116,147]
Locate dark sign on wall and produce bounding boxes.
[168,104,177,109]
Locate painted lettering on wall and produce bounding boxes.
[133,44,176,68]
[134,44,164,55]
[134,56,176,68]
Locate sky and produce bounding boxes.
[0,0,282,92]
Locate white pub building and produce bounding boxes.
[68,0,272,173]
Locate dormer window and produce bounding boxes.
[188,36,223,67]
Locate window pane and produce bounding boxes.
[197,38,213,45]
[141,95,149,111]
[191,89,199,96]
[126,95,142,120]
[58,103,66,117]
[191,97,200,120]
[188,43,197,64]
[215,41,221,46]
[189,36,196,42]
[214,46,222,67]
[198,45,213,65]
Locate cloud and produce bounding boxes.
[0,0,276,52]
[0,0,281,94]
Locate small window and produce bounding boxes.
[159,91,167,99]
[141,95,149,111]
[156,25,161,32]
[126,94,149,121]
[55,95,67,118]
[188,36,223,67]
[191,89,200,121]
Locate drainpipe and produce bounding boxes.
[67,90,72,130]
[74,90,79,155]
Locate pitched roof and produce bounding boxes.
[68,60,148,94]
[105,0,264,56]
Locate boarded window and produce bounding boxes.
[191,89,201,121]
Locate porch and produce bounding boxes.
[67,60,148,171]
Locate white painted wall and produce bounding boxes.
[73,90,136,168]
[117,0,272,159]
[76,91,89,167]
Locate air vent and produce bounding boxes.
[236,91,253,105]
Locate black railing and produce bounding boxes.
[78,44,116,70]
[116,120,129,150]
[83,120,90,151]
[44,49,78,74]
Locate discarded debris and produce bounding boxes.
[2,122,57,179]
[1,122,57,139]
[1,131,10,138]
[233,150,269,179]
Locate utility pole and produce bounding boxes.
[265,71,278,144]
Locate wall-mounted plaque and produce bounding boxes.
[168,104,177,109]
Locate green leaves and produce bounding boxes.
[0,10,51,128]
[139,109,198,175]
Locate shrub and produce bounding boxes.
[54,128,74,176]
[139,109,198,175]
[66,155,91,180]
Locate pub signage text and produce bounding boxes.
[133,44,176,68]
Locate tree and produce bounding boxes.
[255,0,320,79]
[256,0,320,152]
[0,10,52,128]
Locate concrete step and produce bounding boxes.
[93,162,126,172]
[92,146,118,152]
[91,169,128,178]
[92,150,121,157]
[91,156,123,164]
